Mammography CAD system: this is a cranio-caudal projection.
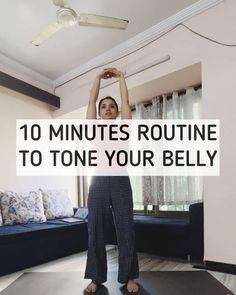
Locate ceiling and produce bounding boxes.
[0,0,200,82]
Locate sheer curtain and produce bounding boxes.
[132,87,203,207]
[163,87,203,206]
[132,97,164,206]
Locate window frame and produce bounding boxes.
[133,205,189,218]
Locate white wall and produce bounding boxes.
[0,86,78,206]
[54,0,236,264]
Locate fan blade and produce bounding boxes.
[79,13,129,30]
[52,0,69,8]
[31,22,64,46]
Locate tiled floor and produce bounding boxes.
[0,247,235,294]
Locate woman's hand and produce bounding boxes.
[108,68,123,78]
[98,68,114,80]
[97,68,124,80]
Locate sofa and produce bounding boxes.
[107,202,204,260]
[0,189,88,276]
[0,197,203,277]
[0,213,88,276]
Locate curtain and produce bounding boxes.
[163,87,203,205]
[132,97,164,206]
[132,87,203,207]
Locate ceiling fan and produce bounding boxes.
[31,0,129,46]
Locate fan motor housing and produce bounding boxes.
[56,8,77,26]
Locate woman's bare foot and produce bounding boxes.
[127,280,139,292]
[85,281,98,293]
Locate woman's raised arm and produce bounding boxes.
[119,73,132,119]
[109,69,132,119]
[86,69,114,119]
[86,75,100,119]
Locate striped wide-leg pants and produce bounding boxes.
[84,176,139,284]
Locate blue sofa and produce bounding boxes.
[107,202,204,260]
[0,203,203,277]
[0,217,88,276]
[135,202,203,260]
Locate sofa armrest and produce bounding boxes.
[189,202,204,261]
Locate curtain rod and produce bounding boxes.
[163,83,202,101]
[100,55,171,90]
[131,83,202,111]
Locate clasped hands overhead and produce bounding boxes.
[98,68,124,80]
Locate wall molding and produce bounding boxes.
[0,51,53,89]
[193,260,236,275]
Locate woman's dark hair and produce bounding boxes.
[98,96,119,114]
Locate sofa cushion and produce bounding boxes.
[0,191,46,225]
[40,189,73,220]
[134,216,189,237]
[0,219,86,243]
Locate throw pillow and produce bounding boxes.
[40,189,73,219]
[0,190,3,226]
[0,190,46,225]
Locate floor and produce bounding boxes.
[0,247,235,294]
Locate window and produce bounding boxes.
[131,86,202,216]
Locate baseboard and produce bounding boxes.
[192,260,236,275]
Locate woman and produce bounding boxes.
[84,68,139,293]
